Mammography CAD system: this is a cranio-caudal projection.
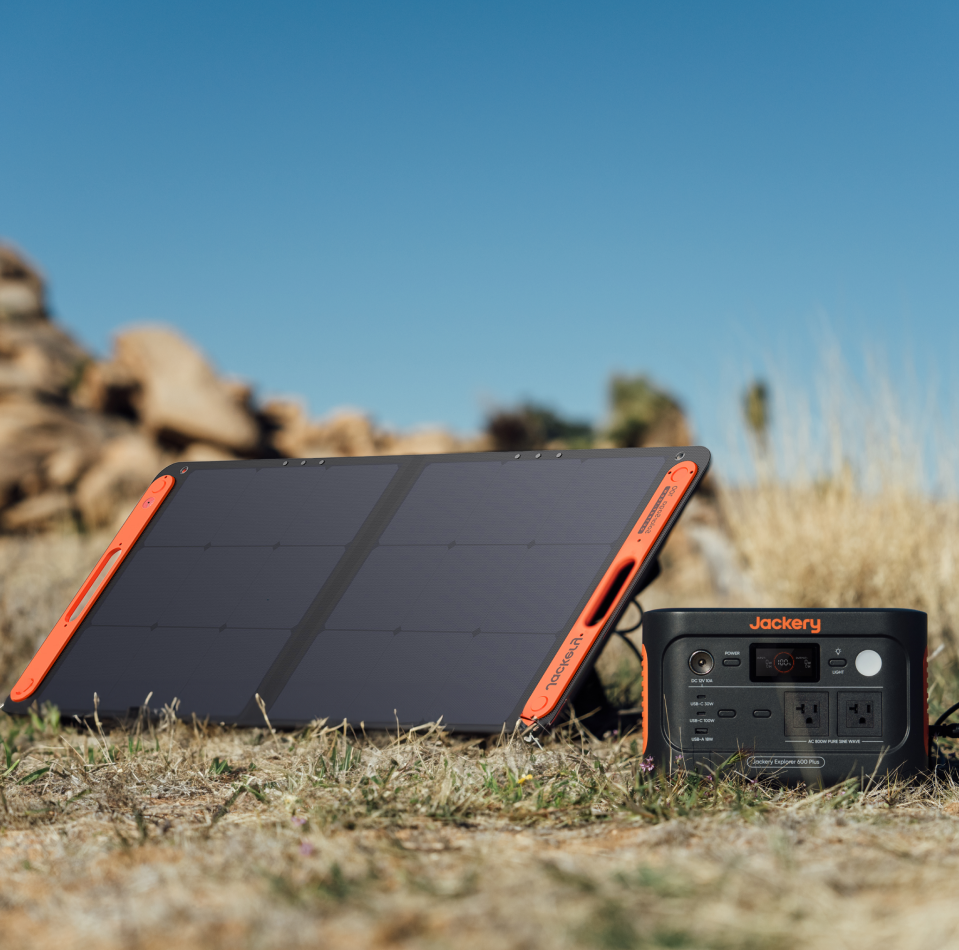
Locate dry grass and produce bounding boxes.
[715,349,959,656]
[0,528,112,696]
[3,706,959,950]
[724,477,959,652]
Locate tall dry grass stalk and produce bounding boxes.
[722,345,959,651]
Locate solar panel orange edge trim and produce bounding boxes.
[9,474,176,703]
[520,461,698,725]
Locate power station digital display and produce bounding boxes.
[750,643,819,682]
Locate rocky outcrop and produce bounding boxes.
[0,242,481,533]
[77,328,261,454]
[263,401,471,459]
[0,240,721,544]
[73,433,165,528]
[0,246,46,321]
[264,402,380,459]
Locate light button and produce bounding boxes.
[855,650,882,677]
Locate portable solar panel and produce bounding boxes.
[3,446,710,732]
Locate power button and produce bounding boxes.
[855,650,882,676]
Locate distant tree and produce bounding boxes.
[486,402,593,451]
[607,374,685,448]
[742,379,771,450]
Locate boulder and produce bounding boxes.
[1,491,73,532]
[382,427,469,456]
[264,400,481,459]
[74,433,164,528]
[0,245,46,321]
[0,318,90,400]
[180,442,239,462]
[264,402,378,458]
[298,409,377,457]
[105,327,261,453]
[0,397,116,505]
[44,443,95,488]
[71,358,139,417]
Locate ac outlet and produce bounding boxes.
[838,691,882,737]
[784,691,829,737]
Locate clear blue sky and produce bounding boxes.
[2,2,957,459]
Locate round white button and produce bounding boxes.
[855,649,882,676]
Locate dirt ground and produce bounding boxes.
[3,710,959,950]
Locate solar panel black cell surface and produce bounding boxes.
[5,447,710,732]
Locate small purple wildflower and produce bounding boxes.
[639,756,655,774]
[291,816,307,827]
[703,773,714,783]
[300,840,315,856]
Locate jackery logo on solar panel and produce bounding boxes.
[636,484,677,536]
[545,636,584,691]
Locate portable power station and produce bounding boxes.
[642,608,929,785]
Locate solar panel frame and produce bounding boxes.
[3,446,710,732]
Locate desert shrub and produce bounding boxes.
[608,374,688,448]
[486,402,594,451]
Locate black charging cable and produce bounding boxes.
[614,600,644,668]
[605,599,645,708]
[928,701,959,775]
[931,701,959,739]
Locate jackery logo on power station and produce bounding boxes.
[749,616,821,633]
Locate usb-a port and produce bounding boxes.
[694,727,708,735]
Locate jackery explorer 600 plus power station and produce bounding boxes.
[641,608,929,785]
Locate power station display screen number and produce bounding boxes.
[750,644,819,682]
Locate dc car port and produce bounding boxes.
[689,651,714,675]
